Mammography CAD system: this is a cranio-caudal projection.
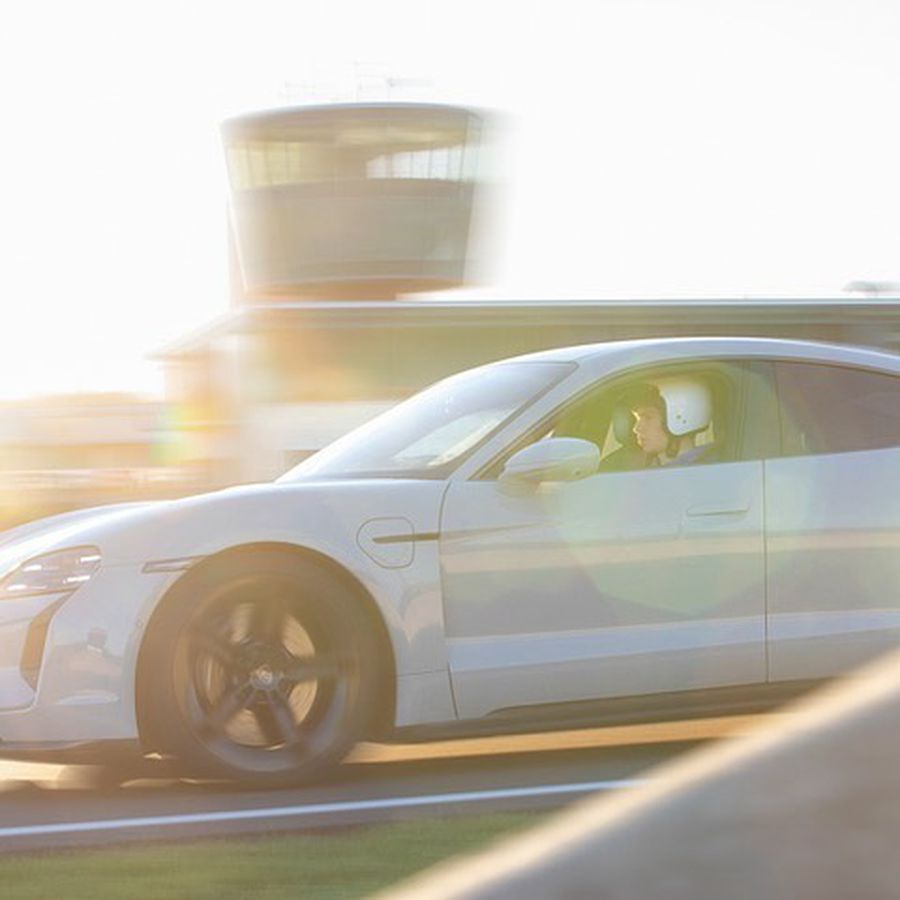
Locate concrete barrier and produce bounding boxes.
[381,651,900,899]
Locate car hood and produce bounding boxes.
[0,501,155,553]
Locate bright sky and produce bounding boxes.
[1,0,898,399]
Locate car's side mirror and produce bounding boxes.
[498,437,600,492]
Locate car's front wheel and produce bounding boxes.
[140,551,381,786]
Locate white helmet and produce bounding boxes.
[655,377,713,437]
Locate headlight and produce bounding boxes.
[0,546,101,600]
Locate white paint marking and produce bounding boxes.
[0,779,645,840]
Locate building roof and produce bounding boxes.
[153,297,900,360]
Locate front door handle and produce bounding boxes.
[685,502,750,518]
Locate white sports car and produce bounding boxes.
[1,336,899,785]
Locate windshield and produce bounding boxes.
[278,360,574,481]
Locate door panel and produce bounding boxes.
[765,447,900,680]
[440,461,766,720]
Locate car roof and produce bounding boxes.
[498,336,900,372]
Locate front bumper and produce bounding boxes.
[0,562,177,749]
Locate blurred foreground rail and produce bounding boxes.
[385,653,900,900]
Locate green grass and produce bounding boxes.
[0,812,540,899]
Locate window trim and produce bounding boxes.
[736,360,781,462]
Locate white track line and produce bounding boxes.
[0,778,645,840]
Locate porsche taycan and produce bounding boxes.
[1,336,899,784]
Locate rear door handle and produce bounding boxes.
[685,502,750,518]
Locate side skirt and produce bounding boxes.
[389,679,824,744]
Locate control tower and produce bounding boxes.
[221,103,484,301]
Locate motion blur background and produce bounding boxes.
[0,0,898,528]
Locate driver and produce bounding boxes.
[624,378,715,467]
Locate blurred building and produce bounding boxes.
[158,295,900,483]
[157,100,900,484]
[221,102,484,301]
[12,100,900,528]
[0,394,204,529]
[162,101,493,482]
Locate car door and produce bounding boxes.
[766,361,900,680]
[439,362,768,721]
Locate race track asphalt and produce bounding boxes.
[0,715,781,853]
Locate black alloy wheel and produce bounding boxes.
[141,552,382,786]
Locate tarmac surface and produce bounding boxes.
[0,715,781,853]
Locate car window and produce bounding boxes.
[279,360,574,480]
[479,362,744,479]
[775,363,900,456]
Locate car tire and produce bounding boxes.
[139,551,382,787]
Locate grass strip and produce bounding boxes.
[0,811,540,899]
